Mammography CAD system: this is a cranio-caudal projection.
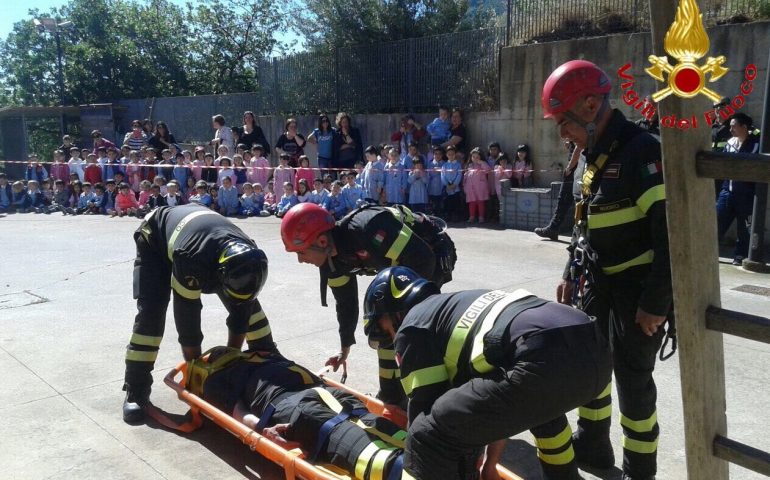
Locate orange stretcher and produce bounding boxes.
[148,361,522,480]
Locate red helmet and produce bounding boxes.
[542,60,612,119]
[281,203,336,252]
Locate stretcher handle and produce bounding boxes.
[315,360,347,384]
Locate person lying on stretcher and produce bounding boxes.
[187,347,406,480]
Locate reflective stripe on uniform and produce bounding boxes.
[620,411,657,433]
[587,206,645,230]
[401,365,449,396]
[246,325,272,342]
[602,249,654,275]
[171,275,202,300]
[166,210,219,260]
[356,441,393,479]
[637,184,666,214]
[125,350,158,362]
[402,470,416,480]
[130,333,162,347]
[249,311,266,326]
[288,365,315,385]
[470,289,534,374]
[313,386,344,413]
[537,445,575,465]
[622,435,659,454]
[327,275,351,288]
[534,424,573,451]
[444,290,508,382]
[378,348,396,360]
[578,405,612,421]
[385,226,413,264]
[379,367,399,379]
[370,448,394,480]
[596,382,612,399]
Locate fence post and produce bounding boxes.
[335,47,341,112]
[506,0,512,45]
[407,41,415,112]
[273,57,281,114]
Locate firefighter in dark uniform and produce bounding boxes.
[280,202,456,406]
[711,97,734,196]
[543,60,673,480]
[362,267,611,480]
[123,204,273,423]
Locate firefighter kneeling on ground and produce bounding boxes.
[281,202,456,408]
[363,267,612,480]
[123,204,275,423]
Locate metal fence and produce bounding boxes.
[507,0,768,44]
[255,27,507,114]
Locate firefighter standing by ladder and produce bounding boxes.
[543,60,675,480]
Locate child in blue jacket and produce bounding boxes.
[322,180,348,220]
[218,176,240,216]
[275,182,298,218]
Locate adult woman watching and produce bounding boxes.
[123,119,148,152]
[332,112,363,173]
[240,111,271,154]
[148,121,178,160]
[308,114,334,175]
[275,118,306,168]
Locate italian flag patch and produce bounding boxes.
[373,230,387,247]
[642,161,662,177]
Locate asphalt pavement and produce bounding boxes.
[0,213,768,479]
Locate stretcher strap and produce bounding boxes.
[312,412,351,461]
[386,454,404,480]
[145,403,203,433]
[254,403,277,433]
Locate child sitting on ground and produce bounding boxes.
[209,185,220,212]
[137,180,152,209]
[218,175,240,217]
[189,181,212,207]
[87,183,105,214]
[115,182,139,217]
[263,181,277,214]
[27,180,49,213]
[153,175,168,196]
[275,182,298,218]
[322,180,348,220]
[165,181,183,207]
[48,179,69,215]
[147,184,166,210]
[296,178,311,203]
[239,183,260,216]
[308,178,329,206]
[76,182,96,215]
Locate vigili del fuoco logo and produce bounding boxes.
[616,0,757,130]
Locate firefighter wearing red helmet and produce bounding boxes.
[543,60,674,480]
[280,202,456,407]
[122,205,273,424]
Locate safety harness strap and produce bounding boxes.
[386,454,405,480]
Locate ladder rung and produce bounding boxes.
[705,306,770,344]
[696,150,770,183]
[713,435,770,476]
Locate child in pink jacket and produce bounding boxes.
[248,145,271,187]
[463,147,492,223]
[115,183,140,216]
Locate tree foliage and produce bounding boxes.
[0,0,289,106]
[294,0,497,50]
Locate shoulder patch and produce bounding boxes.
[604,163,622,179]
[641,160,662,178]
[372,229,387,247]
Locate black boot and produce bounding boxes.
[122,385,150,424]
[534,226,559,241]
[572,431,615,469]
[622,474,655,480]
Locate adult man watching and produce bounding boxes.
[280,202,455,406]
[363,267,611,480]
[543,60,673,480]
[123,204,274,423]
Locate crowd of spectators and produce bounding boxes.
[0,108,536,224]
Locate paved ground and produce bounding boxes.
[0,213,768,480]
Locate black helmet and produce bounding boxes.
[217,240,268,303]
[363,267,440,349]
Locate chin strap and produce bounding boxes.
[565,95,610,151]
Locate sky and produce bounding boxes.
[0,0,303,54]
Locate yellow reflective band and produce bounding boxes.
[125,350,158,362]
[387,206,415,225]
[370,448,393,480]
[401,365,449,396]
[377,348,396,360]
[248,311,266,326]
[620,411,658,433]
[602,249,654,275]
[587,206,645,229]
[327,275,351,288]
[534,424,573,451]
[313,387,344,413]
[166,210,219,260]
[351,418,407,448]
[402,470,417,480]
[470,289,534,374]
[578,405,612,421]
[379,367,399,379]
[246,325,272,342]
[622,435,659,454]
[355,441,391,479]
[637,184,666,214]
[130,333,162,348]
[171,275,202,300]
[597,382,612,400]
[224,288,252,300]
[288,366,315,385]
[384,226,413,264]
[444,290,508,382]
[537,445,575,465]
